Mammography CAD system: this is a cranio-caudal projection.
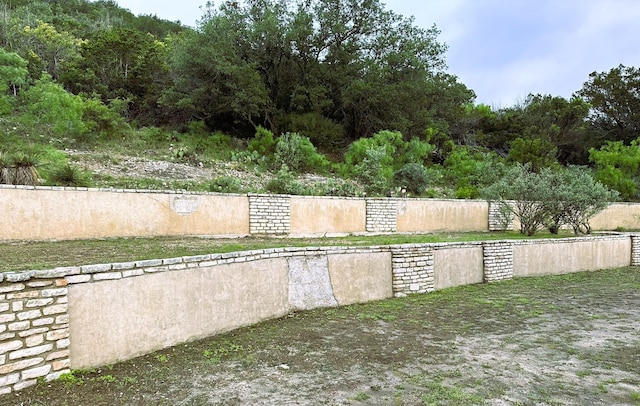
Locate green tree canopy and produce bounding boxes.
[162,0,468,141]
[577,64,640,145]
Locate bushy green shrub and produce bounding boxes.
[589,139,640,201]
[344,130,403,169]
[19,74,86,138]
[274,132,330,173]
[343,130,434,184]
[482,164,618,235]
[190,133,237,160]
[81,97,131,141]
[231,150,265,166]
[265,165,309,195]
[247,126,277,160]
[313,179,361,197]
[393,163,429,195]
[443,146,506,199]
[208,176,241,193]
[285,112,346,153]
[355,146,392,196]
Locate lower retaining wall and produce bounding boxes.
[0,234,637,394]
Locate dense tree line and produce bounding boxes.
[1,0,640,202]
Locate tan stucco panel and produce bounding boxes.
[434,247,484,290]
[590,203,640,231]
[396,199,489,233]
[328,252,392,305]
[68,259,288,369]
[513,239,631,277]
[290,197,366,235]
[0,189,249,240]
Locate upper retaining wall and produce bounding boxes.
[0,233,638,394]
[0,186,249,240]
[5,185,638,241]
[590,203,640,231]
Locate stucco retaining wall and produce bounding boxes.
[1,234,638,394]
[590,203,640,231]
[512,235,632,277]
[289,196,366,235]
[396,199,489,233]
[433,245,484,290]
[0,186,249,240]
[3,185,640,241]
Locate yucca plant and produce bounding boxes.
[11,150,40,186]
[0,151,13,184]
[48,163,92,187]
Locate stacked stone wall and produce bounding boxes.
[482,241,514,282]
[390,245,434,296]
[0,274,70,394]
[488,201,515,231]
[248,194,291,235]
[632,234,640,266]
[366,199,397,232]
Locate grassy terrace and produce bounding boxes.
[0,231,575,273]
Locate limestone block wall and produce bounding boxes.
[0,273,70,394]
[390,245,435,295]
[488,201,515,231]
[248,194,291,235]
[632,234,640,266]
[366,199,397,232]
[0,234,637,394]
[482,241,514,282]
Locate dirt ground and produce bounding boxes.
[3,267,640,406]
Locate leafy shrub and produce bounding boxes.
[589,139,640,201]
[208,176,241,193]
[393,163,429,195]
[265,165,309,195]
[402,138,435,166]
[317,179,361,197]
[443,146,506,199]
[19,74,86,138]
[507,136,558,172]
[284,112,347,153]
[274,132,330,173]
[81,96,130,141]
[247,126,277,160]
[482,164,618,235]
[231,150,268,168]
[344,130,403,169]
[190,133,237,160]
[172,146,195,162]
[355,146,392,196]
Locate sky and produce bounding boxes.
[114,0,640,108]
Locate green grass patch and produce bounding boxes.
[0,232,569,273]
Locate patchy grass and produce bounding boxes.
[0,231,573,273]
[4,267,640,405]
